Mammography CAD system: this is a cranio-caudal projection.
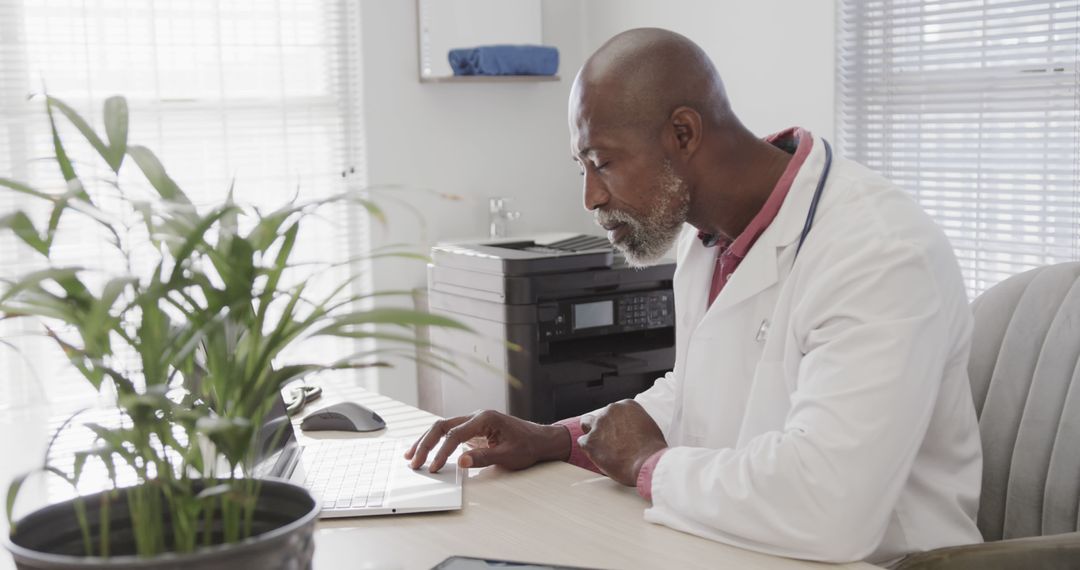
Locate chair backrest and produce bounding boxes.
[969,262,1080,542]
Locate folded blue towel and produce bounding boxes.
[448,45,559,76]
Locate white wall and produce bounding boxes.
[359,0,592,405]
[357,0,837,405]
[582,0,836,139]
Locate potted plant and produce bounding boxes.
[0,95,469,569]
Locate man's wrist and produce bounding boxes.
[631,446,660,480]
[535,423,572,462]
[635,447,668,501]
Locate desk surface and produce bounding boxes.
[306,384,878,570]
[0,383,878,570]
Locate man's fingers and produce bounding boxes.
[406,425,440,468]
[458,445,507,469]
[428,415,487,472]
[407,416,469,469]
[404,434,422,460]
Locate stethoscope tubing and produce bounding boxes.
[795,138,832,259]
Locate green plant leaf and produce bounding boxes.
[103,96,128,172]
[166,206,234,284]
[72,444,118,487]
[2,289,81,324]
[85,276,136,335]
[7,465,79,531]
[47,96,122,174]
[45,97,80,187]
[6,471,30,527]
[72,450,90,485]
[64,199,123,249]
[349,195,387,227]
[82,424,140,465]
[254,221,299,328]
[127,145,191,204]
[220,180,238,237]
[50,269,93,309]
[316,308,473,335]
[246,205,302,253]
[118,387,171,421]
[43,202,65,254]
[268,364,323,388]
[42,327,108,389]
[135,297,174,387]
[0,177,55,202]
[0,211,48,255]
[362,251,433,264]
[195,416,253,465]
[320,329,444,350]
[217,231,256,300]
[1,267,82,302]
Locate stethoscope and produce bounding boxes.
[795,137,833,260]
[700,137,833,259]
[753,138,832,343]
[705,136,830,346]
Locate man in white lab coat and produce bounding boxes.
[406,28,983,565]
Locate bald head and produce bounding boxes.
[571,28,733,138]
[571,29,775,267]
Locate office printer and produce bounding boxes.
[425,233,675,423]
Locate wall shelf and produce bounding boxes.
[419,75,560,84]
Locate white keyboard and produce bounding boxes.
[301,439,397,511]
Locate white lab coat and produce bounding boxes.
[633,134,983,565]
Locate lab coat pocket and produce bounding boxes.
[735,361,792,448]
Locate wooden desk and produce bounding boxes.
[0,383,878,570]
[307,384,879,570]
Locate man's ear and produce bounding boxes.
[669,106,703,156]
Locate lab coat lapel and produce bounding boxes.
[702,133,827,317]
[673,227,715,331]
[704,239,779,315]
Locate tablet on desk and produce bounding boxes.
[432,556,603,570]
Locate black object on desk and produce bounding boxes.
[432,556,602,570]
[300,401,386,433]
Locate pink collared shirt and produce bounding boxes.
[556,127,815,501]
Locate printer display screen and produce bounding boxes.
[573,300,613,330]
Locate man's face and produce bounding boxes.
[570,88,690,267]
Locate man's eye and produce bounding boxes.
[595,161,610,172]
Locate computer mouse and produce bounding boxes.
[300,401,386,433]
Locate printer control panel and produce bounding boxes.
[538,290,674,340]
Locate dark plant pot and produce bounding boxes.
[4,479,318,570]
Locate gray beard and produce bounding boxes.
[597,161,689,267]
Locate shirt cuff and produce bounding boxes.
[553,417,602,474]
[636,448,669,501]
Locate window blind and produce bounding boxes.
[0,0,370,409]
[837,0,1080,297]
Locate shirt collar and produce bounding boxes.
[697,127,814,252]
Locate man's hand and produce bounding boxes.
[404,410,570,473]
[579,399,667,487]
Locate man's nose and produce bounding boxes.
[582,172,609,212]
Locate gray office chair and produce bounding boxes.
[897,262,1080,569]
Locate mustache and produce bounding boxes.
[594,209,637,227]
